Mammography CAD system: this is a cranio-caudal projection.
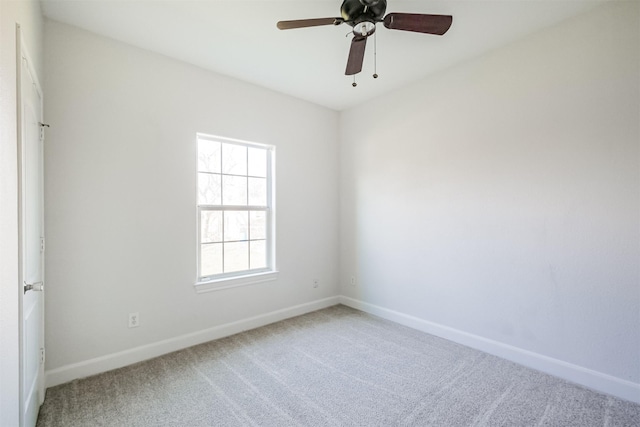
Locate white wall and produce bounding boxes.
[43,21,339,379]
[339,1,639,400]
[0,0,43,423]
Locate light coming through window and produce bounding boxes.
[196,134,275,283]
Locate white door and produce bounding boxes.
[19,35,45,427]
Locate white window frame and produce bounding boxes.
[195,133,277,293]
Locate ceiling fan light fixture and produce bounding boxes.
[353,21,376,37]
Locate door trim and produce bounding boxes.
[17,24,45,427]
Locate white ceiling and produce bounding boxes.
[40,0,609,111]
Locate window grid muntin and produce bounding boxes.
[197,134,274,283]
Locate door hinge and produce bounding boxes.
[40,348,45,365]
[40,237,45,253]
[39,122,49,142]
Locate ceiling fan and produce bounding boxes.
[276,0,453,77]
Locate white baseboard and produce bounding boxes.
[46,294,640,404]
[339,296,640,404]
[45,296,340,388]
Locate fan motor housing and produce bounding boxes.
[341,0,387,26]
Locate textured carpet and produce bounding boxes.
[37,305,639,426]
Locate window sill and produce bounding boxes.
[194,271,278,293]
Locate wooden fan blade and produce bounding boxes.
[383,13,452,35]
[345,36,367,75]
[277,17,343,30]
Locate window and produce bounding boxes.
[196,134,275,290]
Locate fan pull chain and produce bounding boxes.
[352,75,357,87]
[373,30,378,79]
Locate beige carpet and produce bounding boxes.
[37,305,639,426]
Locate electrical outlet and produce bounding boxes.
[128,312,140,328]
[313,279,319,288]
[350,276,356,287]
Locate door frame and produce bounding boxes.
[16,24,45,427]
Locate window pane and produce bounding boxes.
[222,175,247,206]
[248,147,267,177]
[224,242,248,273]
[250,240,267,270]
[201,243,222,277]
[198,138,221,173]
[224,211,248,242]
[222,144,247,176]
[198,173,221,205]
[201,211,222,243]
[197,135,274,281]
[250,211,266,240]
[248,177,267,206]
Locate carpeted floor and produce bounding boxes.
[37,305,639,426]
